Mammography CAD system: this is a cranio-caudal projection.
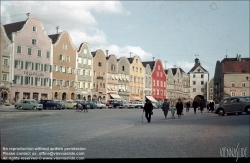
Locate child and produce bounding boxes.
[170,104,176,118]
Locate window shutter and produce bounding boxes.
[44,64,47,71]
[36,63,38,70]
[31,77,33,85]
[25,62,28,69]
[41,64,43,71]
[44,78,46,86]
[35,77,37,86]
[32,62,34,70]
[14,60,18,68]
[21,76,23,85]
[50,65,52,72]
[49,79,51,87]
[21,61,23,69]
[25,76,28,85]
[41,78,43,86]
[14,75,17,84]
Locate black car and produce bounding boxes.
[108,101,123,109]
[39,100,64,110]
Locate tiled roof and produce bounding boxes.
[48,34,60,44]
[3,20,27,40]
[171,68,186,75]
[188,64,208,74]
[127,57,134,64]
[221,58,250,73]
[141,61,155,70]
[91,51,97,58]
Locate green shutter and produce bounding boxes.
[50,65,52,72]
[21,76,23,85]
[26,62,28,69]
[41,78,43,86]
[44,78,46,86]
[41,64,43,71]
[21,61,23,69]
[31,77,33,85]
[14,60,17,68]
[36,63,38,70]
[14,75,17,84]
[44,64,47,71]
[32,62,34,70]
[49,79,51,87]
[35,77,37,86]
[25,76,28,85]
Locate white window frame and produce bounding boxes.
[44,78,49,87]
[84,49,87,54]
[46,51,50,58]
[63,43,67,50]
[241,91,246,96]
[37,63,42,71]
[32,26,37,32]
[26,61,32,70]
[36,77,42,86]
[241,82,246,88]
[27,47,32,55]
[231,82,235,87]
[231,91,236,96]
[88,59,91,65]
[17,46,22,54]
[32,39,37,45]
[37,49,42,57]
[15,75,22,84]
[2,73,8,81]
[3,58,8,66]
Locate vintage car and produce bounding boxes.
[39,100,64,110]
[94,101,106,109]
[15,99,43,110]
[214,96,250,116]
[65,100,77,109]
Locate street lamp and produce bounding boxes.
[246,76,250,81]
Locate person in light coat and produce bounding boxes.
[170,104,176,118]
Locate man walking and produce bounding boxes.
[143,99,153,123]
[192,100,198,114]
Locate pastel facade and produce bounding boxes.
[4,18,53,102]
[117,56,130,101]
[49,31,77,100]
[76,42,93,101]
[91,49,107,101]
[0,24,13,103]
[127,56,145,101]
[106,54,120,100]
[165,68,175,104]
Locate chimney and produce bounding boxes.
[239,55,241,61]
[26,13,30,19]
[236,54,238,60]
[56,26,59,34]
[195,58,200,65]
[129,52,133,58]
[106,50,108,57]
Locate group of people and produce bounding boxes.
[143,98,214,123]
[76,102,88,112]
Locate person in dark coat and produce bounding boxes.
[175,99,183,118]
[162,99,170,118]
[143,99,153,123]
[192,100,198,114]
[186,101,191,112]
[209,101,215,113]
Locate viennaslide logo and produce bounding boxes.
[220,143,248,162]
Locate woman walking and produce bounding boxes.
[176,99,183,118]
[162,99,170,118]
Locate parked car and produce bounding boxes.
[65,100,77,109]
[120,101,134,109]
[85,101,97,109]
[130,101,144,109]
[53,100,66,109]
[94,101,106,109]
[15,99,43,110]
[214,96,250,116]
[106,100,123,109]
[39,100,64,110]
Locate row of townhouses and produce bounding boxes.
[1,17,249,105]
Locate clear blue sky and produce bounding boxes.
[1,1,249,78]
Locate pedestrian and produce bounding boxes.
[162,98,170,118]
[83,101,88,112]
[186,101,190,112]
[192,100,198,114]
[176,99,183,118]
[143,99,153,123]
[200,102,204,113]
[170,104,176,118]
[209,101,215,113]
[206,101,210,113]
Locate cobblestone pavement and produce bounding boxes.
[1,106,249,160]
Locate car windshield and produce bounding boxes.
[31,101,37,104]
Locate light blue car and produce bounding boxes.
[15,99,43,110]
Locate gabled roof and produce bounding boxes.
[91,51,97,58]
[3,20,27,40]
[221,58,250,73]
[171,68,186,75]
[188,64,208,74]
[126,57,134,64]
[141,61,155,70]
[48,34,60,44]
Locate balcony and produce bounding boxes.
[97,76,104,80]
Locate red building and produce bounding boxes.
[142,59,167,102]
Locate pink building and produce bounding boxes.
[4,18,52,103]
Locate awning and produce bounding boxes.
[131,96,142,100]
[146,96,158,103]
[110,94,121,99]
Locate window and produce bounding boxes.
[231,82,235,87]
[2,74,7,81]
[59,66,63,72]
[78,57,82,64]
[210,88,213,93]
[201,81,204,85]
[44,64,51,72]
[46,51,50,58]
[71,68,75,74]
[201,74,204,78]
[193,81,196,85]
[25,76,33,85]
[4,44,9,51]
[201,88,204,92]
[27,47,32,55]
[111,64,115,71]
[66,56,70,62]
[26,61,33,70]
[32,39,37,45]
[156,72,159,77]
[35,77,42,86]
[63,43,67,50]
[158,65,160,70]
[59,54,64,61]
[122,66,125,71]
[37,50,42,57]
[132,67,134,71]
[36,63,43,71]
[140,68,142,73]
[241,92,246,96]
[84,49,87,54]
[88,59,91,65]
[14,60,23,69]
[32,26,37,32]
[44,78,50,87]
[193,88,196,92]
[136,67,138,72]
[14,75,22,85]
[136,59,138,63]
[3,58,8,66]
[98,62,102,67]
[231,91,236,96]
[210,95,213,100]
[83,58,87,64]
[241,82,246,87]
[193,74,196,78]
[17,46,22,53]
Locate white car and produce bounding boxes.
[130,101,144,109]
[65,100,77,109]
[95,101,106,109]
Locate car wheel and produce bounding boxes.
[19,106,23,110]
[124,106,128,109]
[116,106,119,109]
[218,109,225,116]
[53,106,57,109]
[33,106,37,110]
[245,107,250,115]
